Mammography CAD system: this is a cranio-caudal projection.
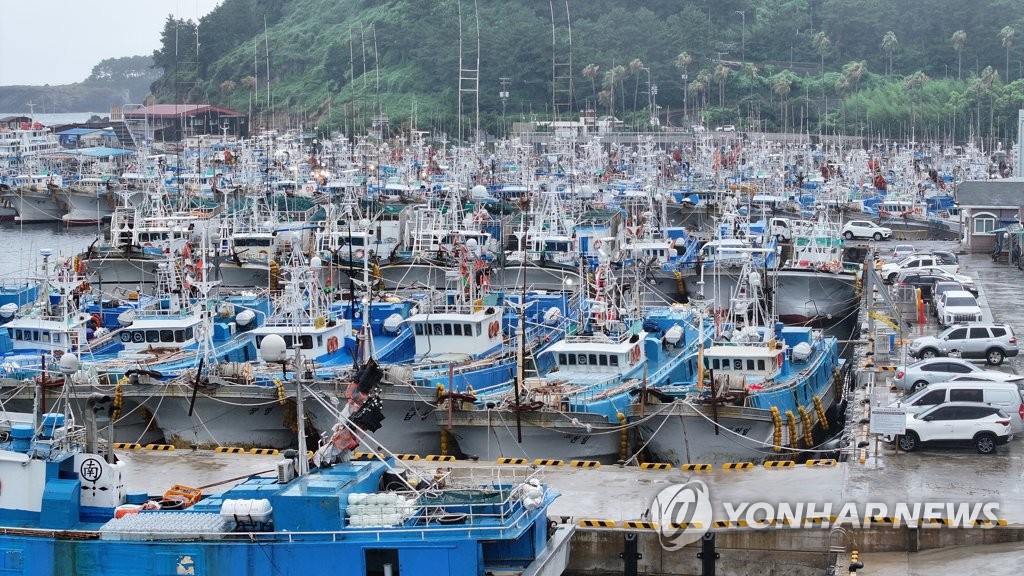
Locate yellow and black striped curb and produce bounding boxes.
[425,454,456,461]
[866,517,1008,526]
[250,448,280,455]
[763,461,796,468]
[145,444,175,451]
[578,519,616,527]
[639,462,673,470]
[669,521,706,529]
[621,520,659,529]
[114,443,142,450]
[214,447,246,454]
[570,460,601,468]
[533,459,564,466]
[722,462,754,470]
[806,459,838,467]
[497,457,528,465]
[395,454,421,461]
[352,452,385,460]
[680,463,713,471]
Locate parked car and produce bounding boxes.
[892,244,916,259]
[931,281,977,313]
[716,125,736,132]
[892,357,1022,391]
[896,270,959,299]
[934,291,983,327]
[892,381,1024,433]
[908,323,1018,365]
[841,220,892,241]
[881,254,960,283]
[895,267,976,294]
[896,402,1012,454]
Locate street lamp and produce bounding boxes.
[735,11,746,64]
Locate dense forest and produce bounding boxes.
[0,56,160,115]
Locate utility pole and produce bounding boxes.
[499,77,511,137]
[735,11,746,64]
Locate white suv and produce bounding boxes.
[841,220,892,241]
[881,254,960,283]
[909,323,1018,365]
[896,402,1012,454]
[934,291,983,327]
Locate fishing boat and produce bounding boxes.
[773,208,860,327]
[440,260,710,463]
[631,258,845,464]
[0,346,573,576]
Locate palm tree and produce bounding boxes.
[713,64,730,108]
[675,52,693,119]
[602,65,626,118]
[1000,26,1016,82]
[951,30,967,81]
[629,59,645,115]
[812,32,831,76]
[902,71,929,136]
[881,31,898,76]
[771,72,792,132]
[582,64,600,110]
[842,60,867,128]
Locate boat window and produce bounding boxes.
[146,331,159,343]
[42,331,50,343]
[453,324,462,336]
[443,324,452,336]
[175,330,185,342]
[599,354,608,366]
[758,359,766,370]
[467,323,475,336]
[160,330,174,343]
[589,354,598,366]
[53,333,61,344]
[32,331,39,341]
[414,324,423,335]
[14,330,22,340]
[132,331,144,343]
[185,326,194,340]
[733,359,742,370]
[610,355,619,366]
[559,353,567,365]
[578,354,588,365]
[747,359,755,370]
[568,354,577,365]
[432,323,442,336]
[317,335,323,347]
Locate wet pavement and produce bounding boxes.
[859,540,1024,575]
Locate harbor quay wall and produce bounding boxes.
[562,526,1024,575]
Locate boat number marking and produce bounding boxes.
[731,427,751,436]
[566,435,590,445]
[79,457,103,482]
[403,409,417,421]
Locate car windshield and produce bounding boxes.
[945,296,977,307]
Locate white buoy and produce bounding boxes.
[235,309,256,327]
[792,342,812,362]
[663,324,683,345]
[542,307,561,325]
[117,310,136,327]
[383,313,404,335]
[0,303,16,319]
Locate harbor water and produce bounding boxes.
[0,222,97,278]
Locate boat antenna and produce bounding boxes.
[513,245,526,442]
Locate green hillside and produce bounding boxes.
[147,0,1024,142]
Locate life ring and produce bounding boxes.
[90,314,102,328]
[354,248,365,259]
[629,344,641,365]
[143,243,153,248]
[326,336,339,354]
[488,320,500,338]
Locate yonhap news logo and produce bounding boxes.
[650,480,713,550]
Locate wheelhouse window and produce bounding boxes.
[972,213,996,235]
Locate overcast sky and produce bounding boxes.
[0,0,222,86]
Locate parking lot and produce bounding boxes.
[867,238,1024,456]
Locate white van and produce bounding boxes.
[892,381,1024,434]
